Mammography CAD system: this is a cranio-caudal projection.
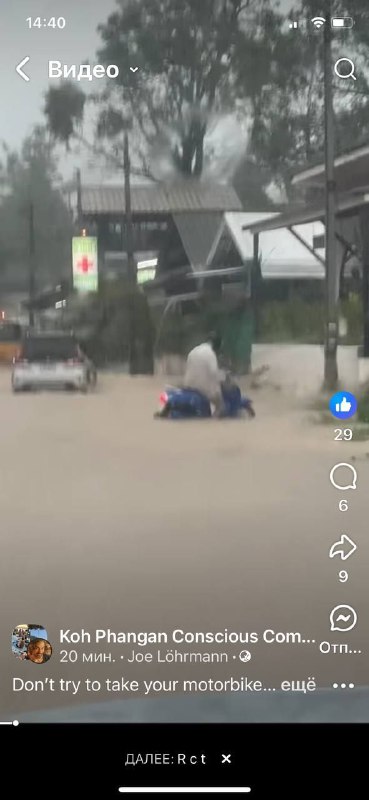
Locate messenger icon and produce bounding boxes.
[330,605,357,632]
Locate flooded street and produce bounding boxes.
[1,369,368,719]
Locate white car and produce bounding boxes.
[12,333,96,393]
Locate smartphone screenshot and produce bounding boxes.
[1,0,368,795]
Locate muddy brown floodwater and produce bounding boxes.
[1,370,368,718]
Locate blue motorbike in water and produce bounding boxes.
[155,380,255,420]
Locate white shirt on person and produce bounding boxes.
[184,342,223,402]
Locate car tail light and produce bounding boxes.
[159,391,168,406]
[13,352,28,364]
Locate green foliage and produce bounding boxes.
[232,158,276,210]
[357,393,369,424]
[351,425,369,441]
[0,127,73,288]
[237,0,369,194]
[76,289,362,363]
[42,0,369,191]
[341,294,363,344]
[44,83,86,148]
[153,299,253,374]
[96,0,254,176]
[75,280,155,371]
[153,309,206,356]
[257,294,363,344]
[257,299,325,343]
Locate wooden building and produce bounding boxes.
[74,182,242,295]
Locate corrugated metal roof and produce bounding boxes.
[81,183,242,214]
[219,212,326,280]
[173,212,223,269]
[292,140,369,185]
[241,193,369,234]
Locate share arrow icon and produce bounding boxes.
[329,534,357,561]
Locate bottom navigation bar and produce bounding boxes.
[118,790,251,795]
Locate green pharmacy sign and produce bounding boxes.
[72,237,98,292]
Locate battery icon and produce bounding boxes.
[332,17,354,28]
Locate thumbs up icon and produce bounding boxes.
[335,397,351,413]
[330,391,357,419]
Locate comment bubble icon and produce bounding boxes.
[329,463,357,491]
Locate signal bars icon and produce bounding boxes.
[290,15,352,33]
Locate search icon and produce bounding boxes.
[334,57,356,81]
[329,462,358,491]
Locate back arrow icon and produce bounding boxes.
[329,534,357,561]
[16,57,30,82]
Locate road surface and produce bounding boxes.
[0,369,368,720]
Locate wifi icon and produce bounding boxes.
[311,16,326,28]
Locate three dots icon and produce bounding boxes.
[332,683,355,689]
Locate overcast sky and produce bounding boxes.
[1,0,116,169]
[0,0,315,185]
[1,0,298,144]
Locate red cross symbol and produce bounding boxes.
[77,255,93,273]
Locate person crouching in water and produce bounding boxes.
[184,333,225,417]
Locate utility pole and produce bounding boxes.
[360,206,369,356]
[123,130,138,374]
[76,167,83,230]
[252,233,261,340]
[323,0,338,389]
[28,201,36,328]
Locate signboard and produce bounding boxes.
[137,267,156,285]
[72,237,98,292]
[137,257,157,285]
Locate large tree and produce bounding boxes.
[44,0,276,182]
[96,0,254,176]
[0,127,73,290]
[239,0,369,196]
[43,0,369,199]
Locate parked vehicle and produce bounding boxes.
[12,332,97,393]
[0,321,22,364]
[155,381,255,419]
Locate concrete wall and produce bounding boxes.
[251,344,360,397]
[155,344,362,397]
